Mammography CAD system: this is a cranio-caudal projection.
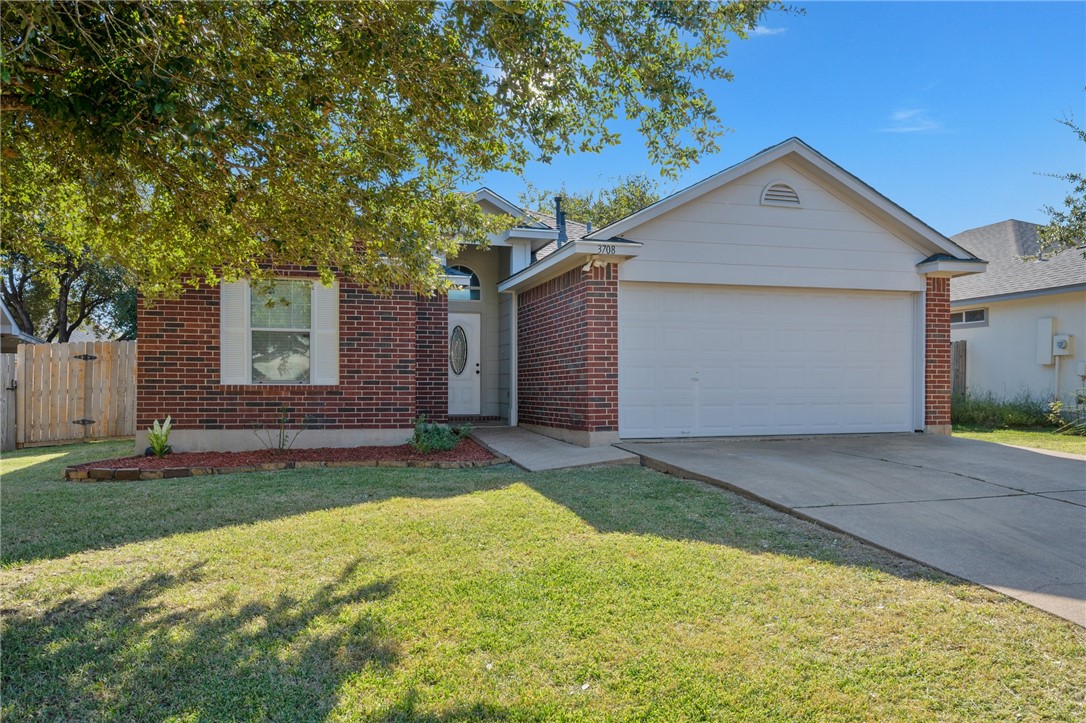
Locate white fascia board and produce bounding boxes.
[473,187,549,229]
[498,239,643,294]
[915,258,989,278]
[585,137,977,261]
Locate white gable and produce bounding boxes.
[618,158,934,292]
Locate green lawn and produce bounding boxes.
[954,425,1086,456]
[2,442,1084,721]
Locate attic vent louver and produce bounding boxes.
[761,182,801,207]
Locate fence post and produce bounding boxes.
[950,340,967,397]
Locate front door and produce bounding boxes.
[448,313,481,415]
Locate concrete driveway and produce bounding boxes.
[618,434,1086,626]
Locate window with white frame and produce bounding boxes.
[250,280,312,383]
[447,265,481,301]
[220,279,339,385]
[950,308,988,328]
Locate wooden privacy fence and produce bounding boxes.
[14,341,137,448]
[951,340,967,397]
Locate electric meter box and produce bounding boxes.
[1052,334,1073,356]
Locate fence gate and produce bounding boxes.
[15,341,137,447]
[950,340,967,397]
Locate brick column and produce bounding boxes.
[415,294,449,423]
[924,276,951,434]
[516,263,619,445]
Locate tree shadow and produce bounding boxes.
[3,460,516,565]
[2,558,398,721]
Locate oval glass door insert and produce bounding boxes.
[449,325,468,375]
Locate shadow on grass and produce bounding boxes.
[2,558,398,721]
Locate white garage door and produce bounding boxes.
[619,283,917,438]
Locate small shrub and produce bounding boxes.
[146,416,173,458]
[951,390,1055,429]
[253,404,309,453]
[1046,394,1086,436]
[410,415,470,453]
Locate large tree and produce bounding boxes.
[521,174,661,229]
[1,0,785,298]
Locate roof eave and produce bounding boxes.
[915,258,988,278]
[498,239,643,294]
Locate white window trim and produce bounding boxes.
[221,278,339,386]
[950,307,988,329]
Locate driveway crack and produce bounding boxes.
[829,450,1036,495]
[796,492,1033,510]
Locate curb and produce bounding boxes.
[65,454,511,482]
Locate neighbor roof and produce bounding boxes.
[950,220,1086,303]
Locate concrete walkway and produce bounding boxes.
[619,434,1086,627]
[471,427,639,472]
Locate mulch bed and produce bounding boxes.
[66,438,506,482]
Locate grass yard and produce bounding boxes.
[2,442,1084,721]
[954,425,1086,456]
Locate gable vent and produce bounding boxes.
[761,182,801,207]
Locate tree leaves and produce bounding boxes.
[1,0,785,297]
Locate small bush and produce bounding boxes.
[146,416,173,457]
[410,415,470,453]
[1046,394,1086,436]
[952,391,1056,429]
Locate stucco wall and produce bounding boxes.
[951,291,1086,404]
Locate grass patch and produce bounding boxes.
[954,425,1086,456]
[2,443,1084,721]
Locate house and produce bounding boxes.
[949,220,1086,404]
[135,138,986,452]
[0,299,42,354]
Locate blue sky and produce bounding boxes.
[476,1,1085,237]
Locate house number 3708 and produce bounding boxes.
[596,244,617,254]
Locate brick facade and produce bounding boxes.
[517,264,619,439]
[137,271,447,441]
[924,276,951,432]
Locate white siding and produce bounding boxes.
[618,159,928,292]
[951,291,1086,404]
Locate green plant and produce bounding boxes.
[146,416,173,458]
[951,390,1055,429]
[1046,393,1086,436]
[410,415,469,453]
[253,405,310,453]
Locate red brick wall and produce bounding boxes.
[925,276,951,429]
[415,295,449,423]
[138,273,438,432]
[517,264,619,433]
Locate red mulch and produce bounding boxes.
[73,438,496,471]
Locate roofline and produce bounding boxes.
[497,239,643,294]
[472,187,548,228]
[950,283,1086,306]
[584,137,977,260]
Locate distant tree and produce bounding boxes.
[1,246,136,342]
[1038,117,1086,256]
[521,174,662,228]
[1,0,787,298]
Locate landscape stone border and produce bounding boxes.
[65,454,510,482]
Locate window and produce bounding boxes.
[447,265,481,301]
[220,279,339,385]
[250,280,312,383]
[950,308,988,328]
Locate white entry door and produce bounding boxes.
[448,313,481,415]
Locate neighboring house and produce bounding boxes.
[0,300,43,354]
[950,220,1086,404]
[136,138,985,452]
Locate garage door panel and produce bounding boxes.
[619,283,916,438]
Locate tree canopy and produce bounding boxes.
[521,174,662,229]
[2,0,784,298]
